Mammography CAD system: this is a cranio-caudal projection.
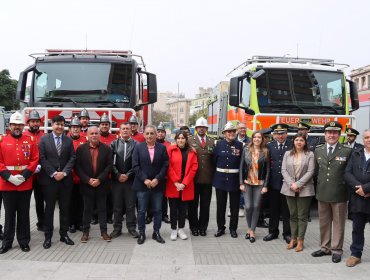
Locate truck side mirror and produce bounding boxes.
[138,71,157,105]
[347,79,359,112]
[229,75,255,115]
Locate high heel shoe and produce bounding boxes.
[245,233,250,239]
[250,236,256,243]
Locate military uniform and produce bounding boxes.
[188,134,215,235]
[0,116,39,253]
[213,132,242,235]
[313,121,352,259]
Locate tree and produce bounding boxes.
[188,108,207,127]
[152,110,172,126]
[0,69,18,110]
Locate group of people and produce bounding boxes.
[0,110,369,268]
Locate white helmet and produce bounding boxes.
[9,111,25,125]
[195,117,208,128]
[222,121,236,133]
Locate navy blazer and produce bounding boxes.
[267,139,293,191]
[38,133,75,186]
[132,142,169,192]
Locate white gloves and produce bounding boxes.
[8,174,25,186]
[34,164,41,174]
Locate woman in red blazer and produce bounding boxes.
[166,131,198,241]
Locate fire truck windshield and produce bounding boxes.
[34,62,132,104]
[255,69,345,114]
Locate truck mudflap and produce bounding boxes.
[23,107,136,133]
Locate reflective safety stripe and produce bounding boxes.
[6,165,27,171]
[216,168,239,173]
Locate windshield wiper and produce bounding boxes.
[87,100,118,107]
[39,97,79,106]
[269,104,306,113]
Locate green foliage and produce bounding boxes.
[0,69,19,110]
[152,110,172,126]
[189,108,208,126]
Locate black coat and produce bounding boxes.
[132,142,169,192]
[110,138,137,181]
[75,142,112,191]
[38,133,75,187]
[344,147,370,215]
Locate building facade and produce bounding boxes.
[167,99,192,127]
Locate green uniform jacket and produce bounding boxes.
[314,143,352,203]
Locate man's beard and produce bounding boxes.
[28,126,39,133]
[11,130,22,138]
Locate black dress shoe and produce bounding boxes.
[162,216,170,224]
[311,249,331,257]
[152,232,165,244]
[191,229,199,236]
[145,216,153,224]
[90,218,98,225]
[69,225,76,233]
[263,233,278,241]
[77,225,83,232]
[214,229,225,237]
[128,229,139,238]
[230,230,238,238]
[283,235,291,244]
[20,244,30,252]
[37,225,44,232]
[332,254,342,263]
[245,233,250,240]
[0,245,11,254]
[137,233,146,245]
[60,235,75,245]
[43,238,52,249]
[250,237,256,243]
[199,230,207,237]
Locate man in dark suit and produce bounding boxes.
[132,125,169,245]
[345,128,364,151]
[264,123,292,243]
[76,126,112,243]
[38,115,75,249]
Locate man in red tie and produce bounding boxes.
[187,117,215,236]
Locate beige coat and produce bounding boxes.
[280,150,315,197]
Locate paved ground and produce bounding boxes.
[0,194,369,279]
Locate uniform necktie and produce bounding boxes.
[201,137,205,148]
[279,143,283,151]
[328,146,333,156]
[56,136,61,156]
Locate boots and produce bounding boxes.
[295,239,304,252]
[287,238,297,249]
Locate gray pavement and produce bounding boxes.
[0,194,369,279]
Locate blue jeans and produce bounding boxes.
[350,212,370,258]
[136,191,163,233]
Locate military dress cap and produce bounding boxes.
[324,121,342,131]
[28,109,41,121]
[70,115,81,126]
[157,124,166,132]
[297,122,310,130]
[271,123,289,134]
[345,127,359,136]
[79,108,90,119]
[9,111,25,125]
[260,128,272,136]
[129,115,139,124]
[99,113,110,124]
[222,122,236,133]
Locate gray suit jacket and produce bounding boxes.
[38,133,75,186]
[281,150,315,197]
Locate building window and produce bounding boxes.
[361,76,366,89]
[180,107,184,112]
[368,75,370,88]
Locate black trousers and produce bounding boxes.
[2,190,32,247]
[162,195,169,218]
[216,188,240,231]
[112,180,137,231]
[69,183,83,228]
[350,212,370,258]
[82,185,107,233]
[168,197,187,230]
[33,179,45,228]
[188,183,212,231]
[268,189,291,236]
[42,181,73,238]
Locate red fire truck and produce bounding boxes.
[16,49,157,131]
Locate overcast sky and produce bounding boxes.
[1,0,369,97]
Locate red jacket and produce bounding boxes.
[71,136,87,184]
[165,145,198,201]
[132,132,145,143]
[99,133,117,146]
[0,134,39,191]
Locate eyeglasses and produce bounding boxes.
[226,130,236,134]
